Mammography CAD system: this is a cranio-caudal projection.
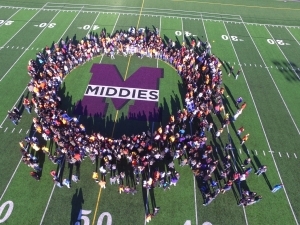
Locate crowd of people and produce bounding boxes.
[15,25,282,220]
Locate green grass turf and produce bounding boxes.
[0,1,300,225]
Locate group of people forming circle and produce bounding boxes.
[15,26,283,220]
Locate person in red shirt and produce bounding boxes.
[237,126,245,136]
[23,98,31,114]
[241,102,247,111]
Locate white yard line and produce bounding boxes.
[193,176,198,225]
[239,25,300,136]
[86,11,100,36]
[286,27,300,46]
[56,6,84,43]
[0,6,84,209]
[41,12,119,225]
[0,10,61,82]
[264,25,300,80]
[0,3,48,49]
[224,20,299,225]
[111,13,120,36]
[0,86,27,128]
[0,8,22,28]
[39,184,56,225]
[0,158,22,202]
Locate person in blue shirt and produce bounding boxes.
[272,183,284,193]
[235,97,243,107]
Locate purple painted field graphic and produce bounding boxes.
[75,64,164,121]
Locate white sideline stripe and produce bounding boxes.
[0,10,61,82]
[0,8,22,28]
[286,27,300,46]
[228,18,299,225]
[0,86,27,128]
[264,25,300,80]
[0,3,48,49]
[46,2,241,17]
[3,4,300,28]
[0,158,22,201]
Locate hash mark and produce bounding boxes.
[11,128,15,133]
[286,152,289,158]
[4,127,8,132]
[294,153,297,159]
[19,129,22,133]
[263,150,265,156]
[278,152,281,157]
[26,129,29,134]
[255,150,257,155]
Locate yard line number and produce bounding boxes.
[0,201,14,223]
[267,39,289,45]
[75,210,192,225]
[0,20,14,26]
[82,25,100,30]
[221,35,243,41]
[175,31,195,37]
[75,210,112,225]
[36,22,56,28]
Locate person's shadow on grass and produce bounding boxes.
[70,188,84,225]
[251,150,272,190]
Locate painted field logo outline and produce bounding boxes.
[76,64,164,121]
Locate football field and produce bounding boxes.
[0,0,300,225]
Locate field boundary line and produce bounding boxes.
[0,10,61,82]
[0,3,49,49]
[3,4,300,28]
[286,27,300,46]
[223,19,299,225]
[0,8,22,28]
[264,25,300,80]
[172,0,300,11]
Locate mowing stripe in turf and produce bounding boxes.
[0,3,48,49]
[0,10,61,82]
[223,19,299,225]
